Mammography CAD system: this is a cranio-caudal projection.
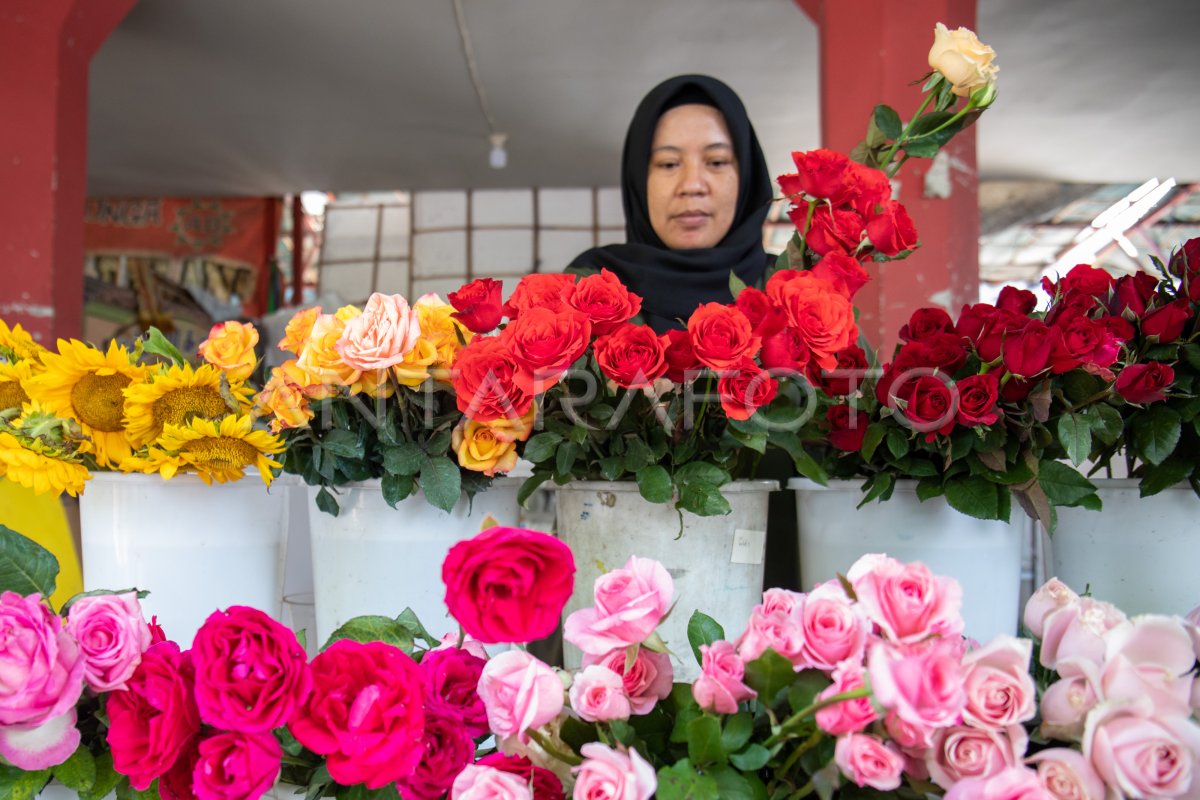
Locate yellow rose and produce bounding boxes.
[391,339,439,388]
[296,313,361,387]
[256,370,314,433]
[415,294,473,372]
[350,368,395,399]
[452,419,518,476]
[928,22,997,97]
[486,407,536,443]
[278,306,321,356]
[198,320,260,381]
[273,359,336,401]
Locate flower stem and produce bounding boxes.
[778,728,823,777]
[764,687,872,748]
[879,91,936,171]
[527,729,583,766]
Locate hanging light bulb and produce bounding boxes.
[489,133,508,170]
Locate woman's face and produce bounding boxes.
[646,104,740,250]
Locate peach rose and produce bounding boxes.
[199,320,259,381]
[452,419,519,476]
[928,22,998,97]
[336,293,421,371]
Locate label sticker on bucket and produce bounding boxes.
[731,529,767,565]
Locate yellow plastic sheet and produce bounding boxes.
[0,477,84,609]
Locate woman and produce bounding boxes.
[567,74,775,332]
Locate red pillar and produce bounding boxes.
[0,0,137,344]
[798,0,980,357]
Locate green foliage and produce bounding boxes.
[0,525,59,601]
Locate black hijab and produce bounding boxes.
[569,74,774,332]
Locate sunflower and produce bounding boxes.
[0,320,46,364]
[25,339,147,467]
[0,403,91,497]
[0,360,38,413]
[123,362,252,448]
[123,414,283,486]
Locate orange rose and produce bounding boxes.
[451,337,533,423]
[198,321,259,381]
[768,272,857,371]
[278,306,321,356]
[452,419,519,476]
[256,368,314,432]
[502,273,577,318]
[565,269,643,335]
[594,324,667,389]
[499,307,592,394]
[686,303,761,371]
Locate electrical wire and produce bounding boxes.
[452,0,498,135]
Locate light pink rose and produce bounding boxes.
[582,647,672,715]
[760,587,804,616]
[1187,604,1200,630]
[1038,597,1126,671]
[835,733,904,791]
[0,592,86,770]
[1026,748,1105,800]
[944,767,1055,800]
[868,638,966,729]
[735,606,805,665]
[798,583,868,671]
[572,743,656,800]
[437,631,490,661]
[336,292,422,370]
[451,764,534,800]
[65,592,152,693]
[1100,614,1195,717]
[563,557,672,655]
[927,724,1028,789]
[815,663,878,736]
[850,556,963,644]
[692,641,756,714]
[961,636,1036,729]
[478,650,564,742]
[885,709,935,751]
[1084,697,1200,799]
[569,665,631,723]
[1039,658,1100,742]
[1023,579,1080,640]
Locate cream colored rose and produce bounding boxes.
[335,293,421,371]
[928,22,997,97]
[198,320,259,381]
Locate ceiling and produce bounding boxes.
[86,0,1200,197]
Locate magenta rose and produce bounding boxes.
[419,646,488,737]
[477,753,565,800]
[443,526,575,644]
[569,665,632,723]
[192,731,281,800]
[836,733,904,791]
[451,765,533,800]
[107,642,202,790]
[191,606,311,734]
[1114,361,1174,404]
[396,706,476,800]
[288,639,425,789]
[0,592,85,770]
[476,650,563,741]
[563,556,673,655]
[692,640,756,714]
[159,742,200,800]
[65,591,151,693]
[581,647,672,716]
[572,743,657,800]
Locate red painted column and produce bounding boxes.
[798,0,980,357]
[0,0,137,344]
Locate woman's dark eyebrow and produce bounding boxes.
[651,143,733,154]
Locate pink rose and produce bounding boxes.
[569,665,632,723]
[436,631,490,660]
[1039,658,1100,741]
[1100,614,1195,717]
[868,638,966,729]
[192,731,281,800]
[477,753,565,800]
[816,663,878,736]
[420,646,489,737]
[288,639,425,789]
[835,733,904,791]
[850,556,964,644]
[797,583,868,670]
[1038,597,1126,671]
[396,707,477,800]
[581,647,672,715]
[1084,698,1200,799]
[0,592,85,770]
[735,589,805,665]
[107,642,202,790]
[478,650,564,741]
[885,709,935,750]
[335,292,421,370]
[452,765,534,800]
[692,641,756,714]
[191,606,311,734]
[572,743,656,800]
[927,724,1028,789]
[962,636,1037,729]
[65,591,151,693]
[1023,579,1080,640]
[1026,748,1105,800]
[945,767,1055,800]
[564,556,672,656]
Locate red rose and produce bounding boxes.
[1110,271,1158,317]
[827,404,869,452]
[908,333,969,375]
[662,329,701,383]
[809,345,868,397]
[760,325,811,374]
[191,606,311,734]
[500,307,592,393]
[288,640,426,789]
[1000,371,1037,403]
[594,324,668,388]
[848,162,892,217]
[718,358,778,421]
[395,707,475,800]
[107,642,201,791]
[192,732,281,800]
[477,753,566,800]
[803,207,865,256]
[866,200,918,256]
[442,526,575,644]
[1049,313,1120,374]
[996,285,1037,315]
[896,375,957,441]
[686,303,761,370]
[1141,299,1191,343]
[1042,263,1114,300]
[448,278,504,333]
[452,337,534,422]
[735,287,786,336]
[955,373,1001,427]
[766,272,857,370]
[899,307,955,342]
[1114,362,1174,404]
[1169,237,1200,300]
[564,268,642,335]
[1002,320,1057,378]
[1044,290,1103,326]
[419,647,488,737]
[502,273,577,318]
[956,303,1027,363]
[811,252,870,299]
[784,149,859,206]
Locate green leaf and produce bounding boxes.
[1087,403,1124,446]
[142,326,185,365]
[873,104,903,140]
[419,456,462,512]
[860,423,887,461]
[636,465,674,504]
[720,712,754,753]
[52,745,96,793]
[707,768,759,800]
[381,442,427,476]
[902,139,941,158]
[729,743,772,771]
[321,428,363,459]
[729,270,748,298]
[517,472,551,506]
[0,765,50,800]
[395,607,438,646]
[1057,413,1092,466]
[1133,405,1182,466]
[770,431,828,485]
[116,777,160,800]
[655,761,720,800]
[1039,460,1098,507]
[1140,456,1194,497]
[687,714,727,767]
[743,649,797,706]
[623,436,656,472]
[1182,343,1200,372]
[275,727,304,758]
[60,587,148,616]
[678,483,732,517]
[322,615,413,652]
[687,611,725,668]
[915,477,944,502]
[555,441,581,478]
[0,525,59,599]
[858,472,895,507]
[599,456,625,481]
[380,473,415,508]
[523,432,562,464]
[944,475,1002,520]
[885,427,909,459]
[81,753,122,800]
[675,463,730,486]
[787,669,833,714]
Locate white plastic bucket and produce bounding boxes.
[1050,479,1200,616]
[555,480,777,682]
[79,471,289,648]
[305,478,522,646]
[791,478,1025,644]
